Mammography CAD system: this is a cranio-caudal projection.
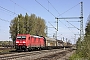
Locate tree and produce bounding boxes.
[83,15,90,59]
[85,16,90,36]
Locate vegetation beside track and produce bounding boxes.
[0,41,14,54]
[69,14,90,60]
[0,47,15,54]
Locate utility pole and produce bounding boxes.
[48,20,58,46]
[56,18,58,31]
[18,17,19,34]
[46,26,48,37]
[80,2,84,41]
[56,18,58,46]
[54,18,59,46]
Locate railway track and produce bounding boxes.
[0,51,40,60]
[34,49,73,60]
[0,48,73,60]
[34,51,67,60]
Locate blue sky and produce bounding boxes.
[0,0,90,44]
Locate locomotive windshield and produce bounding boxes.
[17,36,26,39]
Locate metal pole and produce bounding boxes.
[56,30,57,46]
[46,26,48,37]
[18,18,19,34]
[74,34,76,44]
[56,18,58,31]
[80,2,84,41]
[56,18,58,46]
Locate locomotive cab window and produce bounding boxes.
[22,36,26,39]
[17,36,26,39]
[17,36,21,39]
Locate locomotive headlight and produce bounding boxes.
[23,41,26,43]
[16,41,19,43]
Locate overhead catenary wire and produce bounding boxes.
[47,0,80,19]
[47,0,80,33]
[35,0,55,17]
[10,0,31,14]
[0,8,13,16]
[59,20,75,35]
[46,0,74,35]
[47,0,60,15]
[37,0,78,36]
[48,21,57,30]
[57,2,80,17]
[0,5,18,15]
[47,0,80,18]
[0,18,10,32]
[57,16,81,31]
[0,18,10,22]
[66,20,80,30]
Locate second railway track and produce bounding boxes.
[0,48,73,60]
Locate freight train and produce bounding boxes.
[15,34,71,51]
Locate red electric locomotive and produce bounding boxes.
[15,34,46,51]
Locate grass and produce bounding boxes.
[0,47,15,54]
[69,51,89,60]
